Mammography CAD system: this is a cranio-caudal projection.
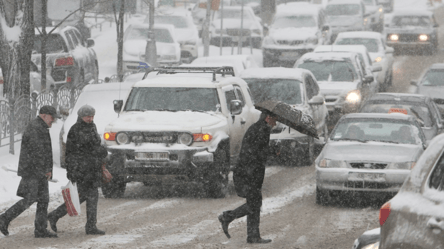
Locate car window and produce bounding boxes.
[335,38,379,53]
[72,29,86,46]
[306,75,319,99]
[234,86,246,107]
[126,26,174,43]
[225,89,237,111]
[215,9,251,20]
[391,15,432,27]
[297,59,357,82]
[64,31,75,50]
[429,151,444,190]
[244,78,303,105]
[68,30,79,48]
[33,34,67,53]
[420,69,444,86]
[326,4,360,16]
[272,15,317,29]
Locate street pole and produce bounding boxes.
[238,0,244,55]
[203,0,212,57]
[145,0,157,67]
[219,0,224,55]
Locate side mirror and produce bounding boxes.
[113,100,123,113]
[411,80,418,86]
[364,75,374,83]
[308,95,325,105]
[230,100,243,116]
[385,47,394,54]
[371,65,382,72]
[87,38,95,48]
[322,25,330,31]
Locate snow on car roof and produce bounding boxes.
[392,9,433,17]
[239,67,308,81]
[369,93,429,103]
[343,112,417,121]
[276,3,321,16]
[134,72,240,88]
[299,51,356,62]
[155,7,192,17]
[336,31,383,40]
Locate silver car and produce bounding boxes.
[380,133,444,248]
[316,113,426,205]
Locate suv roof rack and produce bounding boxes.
[142,66,235,81]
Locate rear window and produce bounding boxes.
[126,27,174,43]
[297,59,358,82]
[33,34,67,53]
[420,69,444,86]
[244,78,303,105]
[335,38,379,53]
[391,15,432,27]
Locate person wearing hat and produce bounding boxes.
[218,111,278,244]
[47,104,107,235]
[0,105,60,238]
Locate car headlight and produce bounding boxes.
[389,162,416,169]
[379,7,383,12]
[362,241,379,249]
[177,133,193,146]
[345,90,361,104]
[306,37,318,45]
[389,34,399,41]
[116,132,130,144]
[318,159,347,168]
[419,34,429,41]
[262,36,276,46]
[374,56,382,63]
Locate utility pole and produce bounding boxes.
[145,0,157,67]
[238,1,244,55]
[203,0,212,57]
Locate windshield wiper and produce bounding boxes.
[335,138,367,143]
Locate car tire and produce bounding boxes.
[205,147,229,198]
[102,177,126,198]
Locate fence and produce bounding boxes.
[2,83,87,154]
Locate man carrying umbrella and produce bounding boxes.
[217,110,278,244]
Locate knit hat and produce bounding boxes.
[39,105,60,118]
[77,105,95,117]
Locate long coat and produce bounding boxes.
[66,117,107,189]
[16,116,53,202]
[233,119,272,198]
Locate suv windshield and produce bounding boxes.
[244,79,303,105]
[154,16,189,28]
[124,87,220,112]
[272,15,317,28]
[331,118,424,145]
[391,16,432,27]
[335,38,379,53]
[297,60,357,82]
[33,34,67,53]
[421,69,444,86]
[126,27,174,43]
[326,4,360,16]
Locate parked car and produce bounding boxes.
[334,31,394,91]
[191,54,260,75]
[316,113,426,205]
[360,93,444,142]
[412,63,444,115]
[294,52,377,123]
[262,2,331,67]
[379,132,444,248]
[385,9,439,55]
[59,81,135,168]
[362,0,384,32]
[146,9,199,63]
[102,66,259,198]
[352,228,380,249]
[240,67,328,165]
[210,6,263,48]
[325,0,370,43]
[32,26,99,87]
[191,0,232,37]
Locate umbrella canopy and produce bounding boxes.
[255,100,319,139]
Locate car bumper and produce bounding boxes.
[180,44,198,62]
[316,167,410,193]
[263,48,313,67]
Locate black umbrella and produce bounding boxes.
[255,100,319,139]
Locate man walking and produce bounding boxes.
[0,106,59,238]
[218,111,278,244]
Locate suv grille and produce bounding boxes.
[277,40,304,46]
[140,132,177,143]
[398,34,421,42]
[349,163,388,169]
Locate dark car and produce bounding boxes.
[385,10,439,54]
[411,63,444,116]
[360,93,444,142]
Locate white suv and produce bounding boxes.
[102,67,259,198]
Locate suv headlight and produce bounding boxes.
[374,56,383,63]
[388,34,399,41]
[306,37,318,45]
[345,90,361,104]
[178,133,193,146]
[116,132,130,144]
[262,36,276,46]
[318,159,347,168]
[419,34,429,41]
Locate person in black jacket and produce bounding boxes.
[218,111,278,244]
[0,106,59,238]
[47,105,107,235]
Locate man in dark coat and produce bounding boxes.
[47,105,107,235]
[0,106,59,238]
[218,111,278,244]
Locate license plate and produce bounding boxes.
[280,52,300,58]
[135,152,169,160]
[348,172,385,182]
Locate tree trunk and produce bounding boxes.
[114,0,125,82]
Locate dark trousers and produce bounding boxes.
[49,182,99,230]
[223,187,262,239]
[3,199,48,233]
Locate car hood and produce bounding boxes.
[327,15,361,26]
[322,141,422,162]
[213,18,258,30]
[269,27,318,40]
[385,26,435,34]
[124,40,175,56]
[417,85,444,99]
[318,81,358,96]
[107,111,226,132]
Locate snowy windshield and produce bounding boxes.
[33,34,67,53]
[331,118,423,145]
[124,87,220,112]
[391,16,432,27]
[421,69,444,86]
[326,4,360,16]
[126,27,174,43]
[215,9,251,20]
[361,102,432,127]
[244,79,303,105]
[154,16,189,29]
[297,60,358,82]
[272,15,317,28]
[335,38,379,53]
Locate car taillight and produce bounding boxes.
[104,132,116,141]
[55,57,74,66]
[193,133,212,142]
[379,202,391,226]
